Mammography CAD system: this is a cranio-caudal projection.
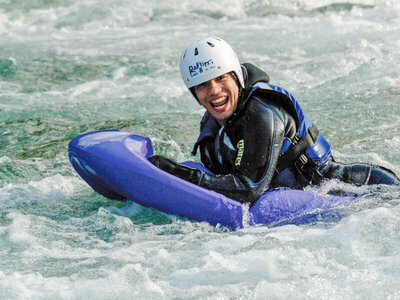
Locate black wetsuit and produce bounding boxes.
[149,64,399,205]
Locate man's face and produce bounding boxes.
[194,72,239,125]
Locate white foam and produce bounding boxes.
[7,212,39,246]
[102,201,145,218]
[0,156,12,164]
[0,175,88,208]
[27,174,85,196]
[2,0,400,298]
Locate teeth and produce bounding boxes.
[211,97,227,106]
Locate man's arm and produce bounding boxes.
[149,101,287,205]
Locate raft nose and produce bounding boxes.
[68,133,127,201]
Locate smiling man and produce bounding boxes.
[148,37,399,205]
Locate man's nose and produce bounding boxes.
[208,80,221,95]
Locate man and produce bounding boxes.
[149,37,399,205]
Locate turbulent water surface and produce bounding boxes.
[1,0,400,299]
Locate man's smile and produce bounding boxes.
[210,96,228,109]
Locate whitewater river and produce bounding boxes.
[1,0,400,299]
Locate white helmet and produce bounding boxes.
[179,37,244,96]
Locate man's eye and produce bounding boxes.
[195,82,206,91]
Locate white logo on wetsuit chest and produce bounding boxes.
[235,139,244,166]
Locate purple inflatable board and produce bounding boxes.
[68,130,355,229]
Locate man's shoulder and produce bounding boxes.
[247,93,283,111]
[240,95,285,123]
